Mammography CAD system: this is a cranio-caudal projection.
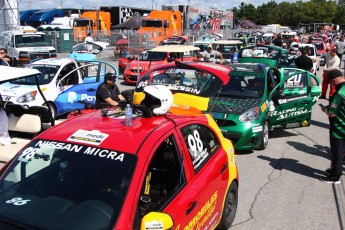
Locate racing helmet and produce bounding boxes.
[290,42,299,51]
[141,85,173,115]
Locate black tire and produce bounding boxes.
[217,181,238,229]
[43,102,56,120]
[258,122,269,150]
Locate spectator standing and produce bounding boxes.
[84,33,94,43]
[320,69,345,184]
[200,44,223,64]
[96,72,126,107]
[294,48,313,72]
[320,48,340,99]
[0,98,11,146]
[0,48,12,66]
[334,37,345,67]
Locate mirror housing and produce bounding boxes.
[140,212,173,230]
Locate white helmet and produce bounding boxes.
[290,42,299,51]
[141,85,173,115]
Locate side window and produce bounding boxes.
[284,73,307,88]
[58,63,77,86]
[181,124,220,172]
[138,135,184,218]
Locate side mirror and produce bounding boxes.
[140,212,173,230]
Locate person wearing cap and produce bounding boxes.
[320,48,340,99]
[294,48,313,72]
[96,72,125,107]
[320,69,345,184]
[200,44,223,64]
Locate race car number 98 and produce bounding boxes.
[18,147,38,162]
[188,130,204,159]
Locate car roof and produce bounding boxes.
[150,45,200,52]
[0,66,41,83]
[36,110,206,154]
[30,58,76,66]
[212,40,243,45]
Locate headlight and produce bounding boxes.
[19,52,30,58]
[16,91,37,103]
[49,50,57,56]
[239,106,259,122]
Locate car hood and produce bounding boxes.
[0,83,39,98]
[208,96,262,115]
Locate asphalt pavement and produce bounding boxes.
[1,48,344,229]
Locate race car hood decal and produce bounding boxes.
[0,83,38,97]
[208,97,262,115]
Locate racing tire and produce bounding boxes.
[217,181,238,229]
[43,102,57,120]
[258,122,269,150]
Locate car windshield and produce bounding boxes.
[10,65,60,85]
[139,51,166,61]
[15,34,51,47]
[220,74,264,98]
[239,47,280,60]
[0,139,136,230]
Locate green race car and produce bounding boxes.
[210,63,321,150]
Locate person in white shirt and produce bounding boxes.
[84,33,94,43]
[320,48,340,99]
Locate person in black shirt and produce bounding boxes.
[96,72,125,107]
[294,48,313,72]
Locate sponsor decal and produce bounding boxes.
[176,191,218,230]
[68,129,108,145]
[145,220,163,230]
[278,95,308,104]
[252,125,263,133]
[261,102,267,112]
[302,120,309,127]
[270,107,309,120]
[286,122,300,128]
[167,85,201,94]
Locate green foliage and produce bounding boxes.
[233,0,343,27]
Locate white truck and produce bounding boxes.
[0,26,56,67]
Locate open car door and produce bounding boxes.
[268,68,321,129]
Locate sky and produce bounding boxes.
[19,0,259,11]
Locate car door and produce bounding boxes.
[268,68,320,129]
[54,62,104,114]
[133,133,199,230]
[177,122,229,229]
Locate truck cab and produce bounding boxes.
[0,26,57,67]
[132,10,182,49]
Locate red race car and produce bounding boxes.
[0,85,238,230]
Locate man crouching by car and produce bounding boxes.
[96,72,126,107]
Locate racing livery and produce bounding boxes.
[134,61,321,150]
[0,58,117,118]
[0,106,238,229]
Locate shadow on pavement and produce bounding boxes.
[269,129,298,139]
[286,141,331,161]
[257,155,328,179]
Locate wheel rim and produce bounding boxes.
[225,189,237,222]
[263,123,269,147]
